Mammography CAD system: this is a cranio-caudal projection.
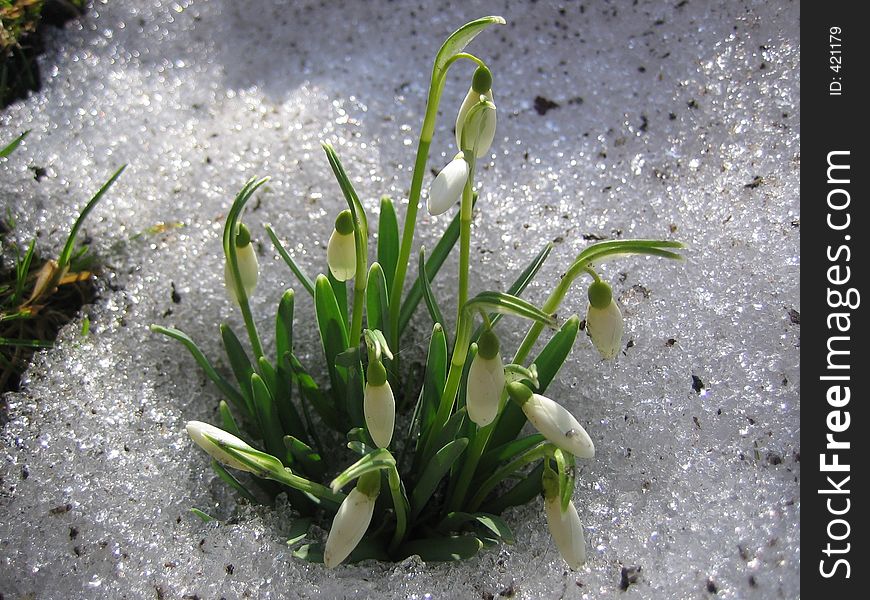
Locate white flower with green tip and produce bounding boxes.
[327,209,356,281]
[455,65,497,157]
[224,223,259,304]
[466,329,505,427]
[324,471,380,568]
[585,280,624,360]
[364,359,395,448]
[507,382,594,459]
[542,469,587,569]
[427,154,469,216]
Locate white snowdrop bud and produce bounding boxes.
[506,383,594,459]
[427,154,469,216]
[455,66,497,157]
[224,223,259,304]
[544,494,587,569]
[364,360,395,448]
[586,280,623,360]
[327,209,356,281]
[466,329,505,427]
[186,421,280,475]
[324,471,380,568]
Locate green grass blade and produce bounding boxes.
[314,274,350,413]
[328,271,348,330]
[410,437,468,521]
[265,225,316,297]
[58,165,126,269]
[0,337,51,348]
[377,196,399,295]
[275,289,295,363]
[189,508,215,522]
[410,323,447,448]
[365,262,390,341]
[150,325,247,415]
[418,248,445,327]
[284,435,325,479]
[0,130,29,158]
[251,373,285,459]
[218,400,244,438]
[211,459,258,504]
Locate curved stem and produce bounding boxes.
[467,443,552,511]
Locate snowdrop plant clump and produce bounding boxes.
[154,17,683,569]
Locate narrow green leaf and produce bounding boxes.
[221,324,255,414]
[286,518,312,546]
[365,262,390,340]
[428,408,467,463]
[284,435,325,479]
[150,325,247,414]
[211,459,258,504]
[554,449,576,512]
[218,400,243,438]
[0,337,51,348]
[478,434,546,474]
[251,373,285,459]
[397,535,482,562]
[409,324,447,452]
[571,239,685,270]
[314,274,350,409]
[463,291,555,329]
[190,508,215,522]
[487,315,579,452]
[265,225,315,297]
[418,248,445,327]
[377,196,399,295]
[290,354,344,432]
[0,130,29,158]
[328,270,348,329]
[472,242,551,339]
[293,538,389,564]
[275,289,295,363]
[410,437,468,520]
[482,462,545,515]
[437,512,515,544]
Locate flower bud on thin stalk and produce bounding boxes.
[186,420,280,475]
[466,329,505,426]
[327,209,356,281]
[364,359,395,448]
[542,466,586,569]
[324,470,381,568]
[224,222,258,305]
[506,382,594,458]
[585,279,623,359]
[455,65,497,158]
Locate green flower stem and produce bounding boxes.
[466,443,552,512]
[269,466,345,508]
[349,254,367,350]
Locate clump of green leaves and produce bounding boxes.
[1,131,123,395]
[157,17,684,568]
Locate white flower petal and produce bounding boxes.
[455,88,497,157]
[364,382,395,448]
[186,421,258,474]
[545,496,587,569]
[466,353,504,426]
[427,157,469,216]
[323,488,376,568]
[327,230,357,281]
[522,394,594,458]
[586,300,624,359]
[224,243,259,304]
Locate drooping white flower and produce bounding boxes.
[455,65,497,157]
[544,495,587,569]
[324,473,380,568]
[327,209,356,281]
[427,154,469,216]
[506,383,594,459]
[224,223,259,304]
[585,280,623,360]
[185,421,283,475]
[364,360,395,448]
[466,329,505,427]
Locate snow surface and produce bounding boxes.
[1,0,800,598]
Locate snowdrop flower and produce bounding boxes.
[186,421,281,475]
[364,359,395,448]
[585,280,623,359]
[455,65,497,157]
[324,471,381,568]
[542,468,587,569]
[224,223,259,304]
[427,153,468,216]
[506,382,594,459]
[327,209,356,281]
[466,329,505,426]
